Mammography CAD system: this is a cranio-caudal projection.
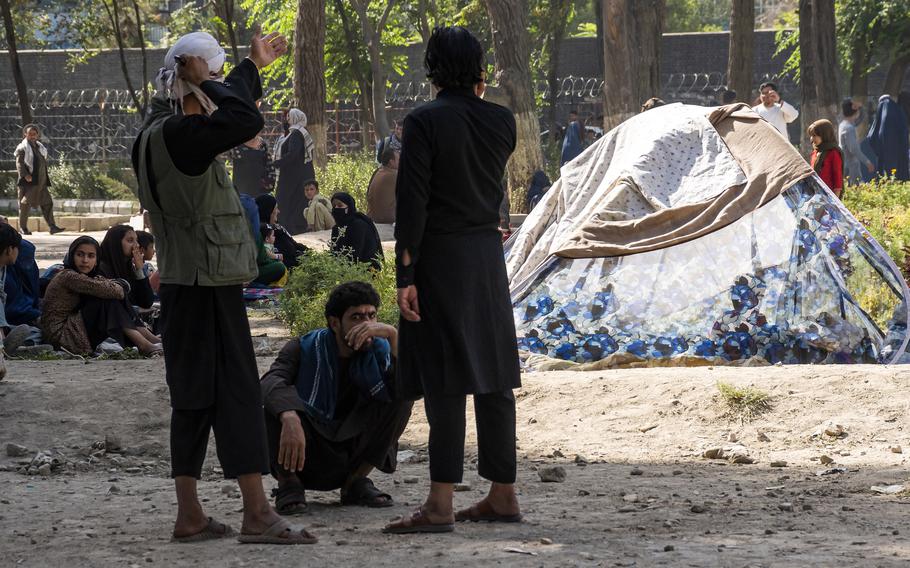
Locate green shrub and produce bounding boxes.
[843,177,910,274]
[47,155,137,201]
[317,151,376,212]
[279,248,398,336]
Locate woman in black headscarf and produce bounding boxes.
[255,193,308,269]
[98,224,156,309]
[329,192,383,270]
[272,108,314,234]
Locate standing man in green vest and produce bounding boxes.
[132,30,316,545]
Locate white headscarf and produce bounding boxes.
[155,32,227,115]
[276,108,315,163]
[14,130,48,174]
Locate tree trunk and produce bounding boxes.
[849,34,871,137]
[334,0,373,149]
[798,0,817,156]
[222,0,241,64]
[294,0,327,167]
[102,0,144,115]
[545,0,572,144]
[0,0,32,125]
[726,0,754,103]
[593,0,604,89]
[799,0,838,154]
[884,52,910,98]
[814,0,838,124]
[351,0,395,140]
[483,0,544,213]
[601,0,664,131]
[129,0,149,116]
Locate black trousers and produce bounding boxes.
[80,295,136,350]
[263,400,413,491]
[423,389,517,484]
[161,283,269,479]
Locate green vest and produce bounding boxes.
[136,116,258,286]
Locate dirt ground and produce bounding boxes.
[3,324,910,568]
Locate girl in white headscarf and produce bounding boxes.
[272,107,316,234]
[14,124,63,235]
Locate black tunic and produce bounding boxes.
[231,141,273,197]
[273,130,314,234]
[394,87,521,398]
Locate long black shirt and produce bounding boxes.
[132,58,264,178]
[393,88,516,287]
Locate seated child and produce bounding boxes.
[41,236,163,357]
[136,230,160,294]
[260,224,283,262]
[303,180,335,232]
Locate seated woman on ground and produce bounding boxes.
[41,236,163,356]
[329,192,383,271]
[255,193,308,269]
[98,225,156,309]
[303,180,335,232]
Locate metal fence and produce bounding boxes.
[0,71,798,169]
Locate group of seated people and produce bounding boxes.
[242,182,385,287]
[0,221,163,372]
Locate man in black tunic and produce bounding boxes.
[132,30,315,544]
[384,26,522,534]
[260,281,412,514]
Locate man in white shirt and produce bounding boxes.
[751,81,799,140]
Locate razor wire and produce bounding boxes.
[0,72,799,167]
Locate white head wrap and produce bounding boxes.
[275,108,315,163]
[156,32,226,115]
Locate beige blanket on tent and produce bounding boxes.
[506,103,814,288]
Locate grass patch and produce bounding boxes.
[716,381,772,420]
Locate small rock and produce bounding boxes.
[690,504,706,514]
[552,449,565,458]
[778,502,793,512]
[821,421,846,438]
[726,432,738,443]
[702,448,723,459]
[453,483,471,492]
[124,467,141,474]
[5,443,28,458]
[336,539,349,545]
[622,493,639,503]
[819,455,834,465]
[403,476,419,484]
[108,485,121,494]
[757,431,771,442]
[618,505,637,513]
[728,453,755,464]
[639,425,658,433]
[104,434,122,453]
[630,468,644,476]
[540,538,553,545]
[538,466,566,483]
[574,454,589,465]
[672,470,683,476]
[663,545,675,552]
[890,446,903,454]
[221,484,237,494]
[770,461,788,468]
[577,489,590,496]
[37,464,51,477]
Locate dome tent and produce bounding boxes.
[506,103,909,368]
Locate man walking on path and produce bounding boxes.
[132,29,315,545]
[14,125,64,235]
[384,26,522,535]
[751,81,798,140]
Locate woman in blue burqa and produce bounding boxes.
[866,94,909,181]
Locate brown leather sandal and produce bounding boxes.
[382,508,454,534]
